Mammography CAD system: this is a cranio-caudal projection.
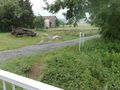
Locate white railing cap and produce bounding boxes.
[0,69,63,90]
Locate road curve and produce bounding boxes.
[0,35,100,62]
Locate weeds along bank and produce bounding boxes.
[40,38,120,90]
[0,38,120,90]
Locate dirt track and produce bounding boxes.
[0,35,100,62]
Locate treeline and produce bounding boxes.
[0,0,34,32]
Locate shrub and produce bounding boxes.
[34,16,44,29]
[41,38,120,90]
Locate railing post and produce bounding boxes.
[12,84,16,90]
[2,81,6,90]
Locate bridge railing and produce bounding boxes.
[0,69,63,90]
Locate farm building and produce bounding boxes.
[42,16,57,28]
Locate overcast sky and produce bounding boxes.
[30,0,66,19]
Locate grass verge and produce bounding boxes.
[0,33,40,51]
[0,38,120,90]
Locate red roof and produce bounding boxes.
[42,16,57,20]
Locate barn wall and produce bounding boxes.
[43,16,57,28]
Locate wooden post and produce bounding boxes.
[79,32,82,51]
[82,33,85,47]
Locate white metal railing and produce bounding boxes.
[0,69,63,90]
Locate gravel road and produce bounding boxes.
[0,35,100,62]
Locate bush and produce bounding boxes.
[0,0,34,32]
[0,38,119,90]
[0,59,31,76]
[0,3,17,32]
[34,16,44,29]
[41,38,120,90]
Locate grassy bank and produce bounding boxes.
[0,38,120,90]
[0,33,40,51]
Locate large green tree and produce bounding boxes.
[0,0,19,32]
[0,0,34,32]
[19,0,34,28]
[44,0,120,39]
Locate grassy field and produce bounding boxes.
[0,24,98,51]
[0,33,41,51]
[0,38,119,90]
[36,24,99,41]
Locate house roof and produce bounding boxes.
[42,16,57,20]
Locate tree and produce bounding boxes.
[19,0,35,28]
[0,1,19,32]
[34,16,44,29]
[44,0,120,40]
[0,0,35,32]
[57,19,66,27]
[55,18,60,27]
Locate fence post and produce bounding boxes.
[79,32,85,51]
[79,32,82,51]
[82,33,85,47]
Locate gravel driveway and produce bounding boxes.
[0,35,100,62]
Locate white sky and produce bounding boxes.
[30,0,66,19]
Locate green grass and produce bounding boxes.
[0,38,120,90]
[36,24,99,41]
[0,33,41,51]
[0,24,98,51]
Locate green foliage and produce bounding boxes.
[55,18,60,27]
[0,0,34,32]
[0,60,31,76]
[0,33,40,51]
[19,0,35,28]
[89,0,120,39]
[58,19,66,26]
[0,38,119,90]
[44,0,85,25]
[44,0,120,40]
[34,16,44,29]
[41,38,120,90]
[0,2,18,32]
